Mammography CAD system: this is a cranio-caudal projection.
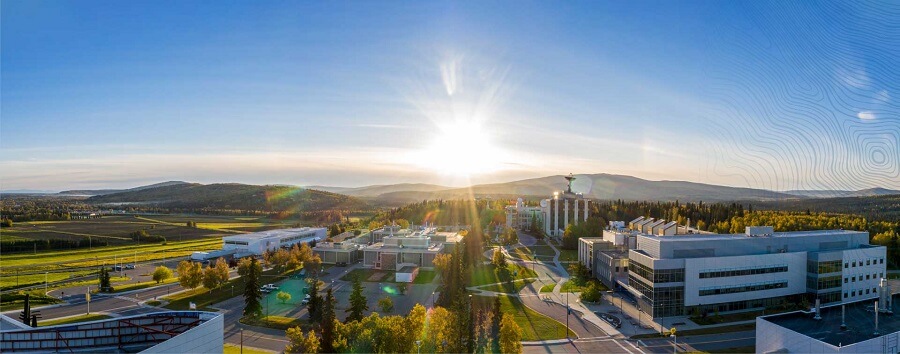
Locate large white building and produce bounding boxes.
[757,281,897,353]
[539,174,590,237]
[617,226,885,318]
[505,198,543,231]
[222,227,326,257]
[1,311,223,353]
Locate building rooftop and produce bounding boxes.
[223,227,322,240]
[761,295,900,347]
[640,229,864,242]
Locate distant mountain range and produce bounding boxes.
[86,182,367,212]
[59,181,190,196]
[782,188,900,199]
[8,174,897,209]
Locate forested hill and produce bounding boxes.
[86,183,369,213]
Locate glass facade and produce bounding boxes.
[630,261,684,283]
[807,260,842,274]
[699,280,787,296]
[628,274,684,317]
[699,265,788,279]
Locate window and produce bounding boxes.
[699,280,788,296]
[881,259,884,264]
[853,261,857,267]
[866,289,870,294]
[852,291,856,296]
[867,260,871,266]
[615,266,619,273]
[874,287,877,293]
[844,292,848,298]
[852,276,856,282]
[845,263,849,269]
[844,278,848,284]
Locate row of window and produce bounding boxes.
[630,261,685,283]
[280,234,315,244]
[700,265,788,279]
[808,260,842,274]
[699,281,788,296]
[844,287,879,298]
[809,275,841,290]
[224,240,248,246]
[845,258,884,268]
[844,272,885,284]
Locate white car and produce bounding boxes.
[301,298,309,305]
[304,294,311,300]
[264,284,278,290]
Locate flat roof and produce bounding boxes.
[398,265,419,273]
[761,295,900,347]
[640,229,864,242]
[222,227,323,240]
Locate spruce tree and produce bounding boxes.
[243,258,262,317]
[346,275,367,322]
[320,288,336,353]
[307,277,323,323]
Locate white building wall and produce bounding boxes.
[683,252,807,307]
[841,247,887,303]
[141,313,224,354]
[756,317,900,354]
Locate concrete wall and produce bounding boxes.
[141,312,223,354]
[683,252,807,307]
[756,317,900,353]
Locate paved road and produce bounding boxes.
[639,331,755,353]
[525,338,644,354]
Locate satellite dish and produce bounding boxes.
[540,200,549,208]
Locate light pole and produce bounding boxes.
[671,333,677,353]
[240,328,244,354]
[415,340,422,354]
[44,272,48,294]
[566,291,570,339]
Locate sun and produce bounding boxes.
[412,120,509,177]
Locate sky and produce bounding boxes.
[2,0,898,192]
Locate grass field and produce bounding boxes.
[240,315,310,331]
[110,277,178,293]
[163,267,288,310]
[540,284,556,293]
[477,279,535,293]
[558,249,578,262]
[38,313,112,327]
[470,264,537,287]
[224,344,275,354]
[473,294,574,341]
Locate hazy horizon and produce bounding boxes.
[3,1,898,192]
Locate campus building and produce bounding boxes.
[622,226,885,318]
[362,228,462,272]
[506,198,543,230]
[221,227,326,257]
[313,231,364,265]
[756,280,898,353]
[540,174,590,237]
[1,311,223,353]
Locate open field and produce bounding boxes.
[470,264,537,287]
[473,294,574,341]
[4,216,231,244]
[476,279,535,293]
[224,343,275,354]
[38,313,112,327]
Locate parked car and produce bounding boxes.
[125,264,135,270]
[260,287,272,293]
[301,298,309,305]
[263,284,278,290]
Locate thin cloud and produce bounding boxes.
[857,111,876,120]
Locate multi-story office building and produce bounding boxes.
[505,198,543,230]
[623,226,885,318]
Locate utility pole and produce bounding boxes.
[566,291,570,339]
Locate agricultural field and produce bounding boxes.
[3,215,230,244]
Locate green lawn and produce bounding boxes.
[110,277,178,293]
[477,279,535,293]
[511,248,535,261]
[473,294,575,341]
[224,343,275,354]
[163,268,287,310]
[0,291,63,312]
[470,264,537,287]
[558,249,578,262]
[631,323,756,339]
[340,268,393,282]
[38,313,112,327]
[240,315,310,330]
[539,284,556,293]
[413,270,438,284]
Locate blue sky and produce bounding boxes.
[2,1,898,191]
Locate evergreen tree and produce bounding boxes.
[346,276,368,322]
[321,288,337,353]
[308,277,323,323]
[243,258,262,317]
[99,267,111,292]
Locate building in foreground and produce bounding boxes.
[1,311,223,353]
[757,281,897,353]
[620,226,885,318]
[362,227,462,275]
[222,227,326,257]
[539,175,590,237]
[506,198,543,231]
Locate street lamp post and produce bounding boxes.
[45,272,48,294]
[566,291,570,339]
[240,328,244,354]
[671,333,677,353]
[415,340,422,354]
